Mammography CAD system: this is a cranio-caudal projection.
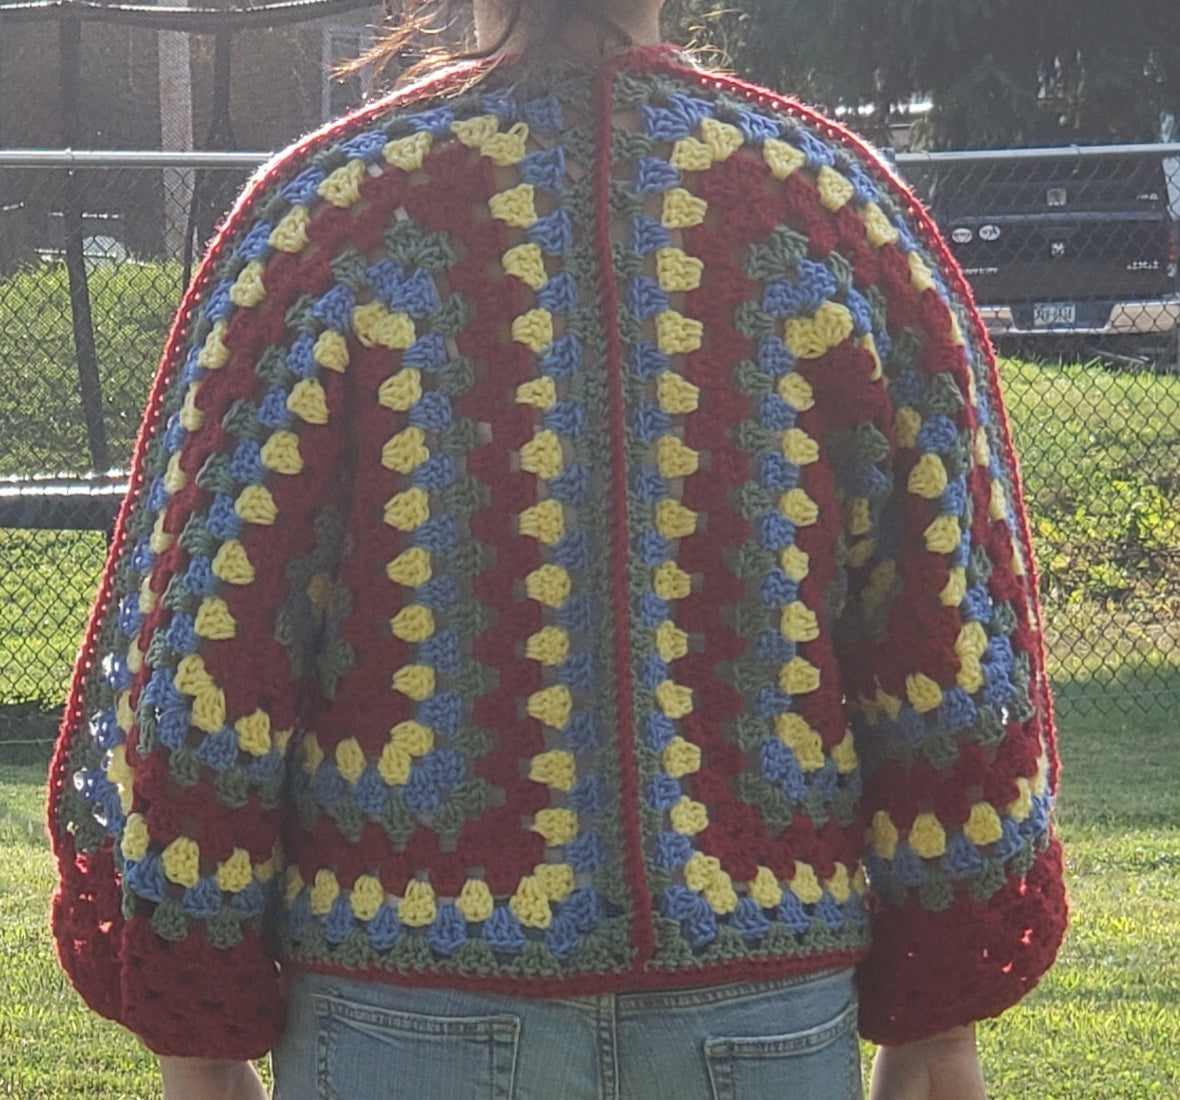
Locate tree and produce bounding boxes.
[664,0,1180,148]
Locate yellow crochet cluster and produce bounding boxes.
[487,128,586,928]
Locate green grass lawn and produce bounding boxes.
[3,690,1180,1097]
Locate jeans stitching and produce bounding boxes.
[616,967,852,1014]
[311,992,521,1037]
[701,1000,861,1100]
[704,1039,732,1100]
[702,999,859,1058]
[315,1000,337,1100]
[596,996,620,1100]
[310,990,522,1099]
[491,1017,519,1100]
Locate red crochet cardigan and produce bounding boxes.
[48,46,1066,1059]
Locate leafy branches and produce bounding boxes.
[664,0,1180,148]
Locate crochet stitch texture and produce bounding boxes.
[49,47,1066,1059]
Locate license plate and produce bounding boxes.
[1033,302,1076,327]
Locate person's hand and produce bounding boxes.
[869,1024,986,1100]
[159,1056,268,1100]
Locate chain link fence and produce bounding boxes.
[902,145,1180,733]
[1,147,1178,759]
[0,153,259,756]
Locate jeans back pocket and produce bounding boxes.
[313,992,521,1100]
[703,998,862,1100]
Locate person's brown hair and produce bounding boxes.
[347,0,634,87]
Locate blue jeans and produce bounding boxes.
[271,967,863,1100]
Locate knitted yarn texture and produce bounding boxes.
[48,47,1066,1059]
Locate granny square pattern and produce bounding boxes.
[49,49,1065,1058]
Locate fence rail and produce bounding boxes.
[0,150,270,167]
[1,145,1178,749]
[8,139,1179,168]
[897,141,1180,163]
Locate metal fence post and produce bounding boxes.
[59,14,109,472]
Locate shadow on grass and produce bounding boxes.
[1052,659,1180,830]
[0,701,58,770]
[0,757,50,849]
[1052,658,1179,731]
[0,797,48,849]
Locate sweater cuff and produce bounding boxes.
[118,918,284,1059]
[52,843,125,1024]
[856,840,1067,1045]
[54,843,283,1060]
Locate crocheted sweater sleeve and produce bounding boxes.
[833,197,1066,1043]
[47,148,355,1057]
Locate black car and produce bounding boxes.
[902,148,1180,351]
